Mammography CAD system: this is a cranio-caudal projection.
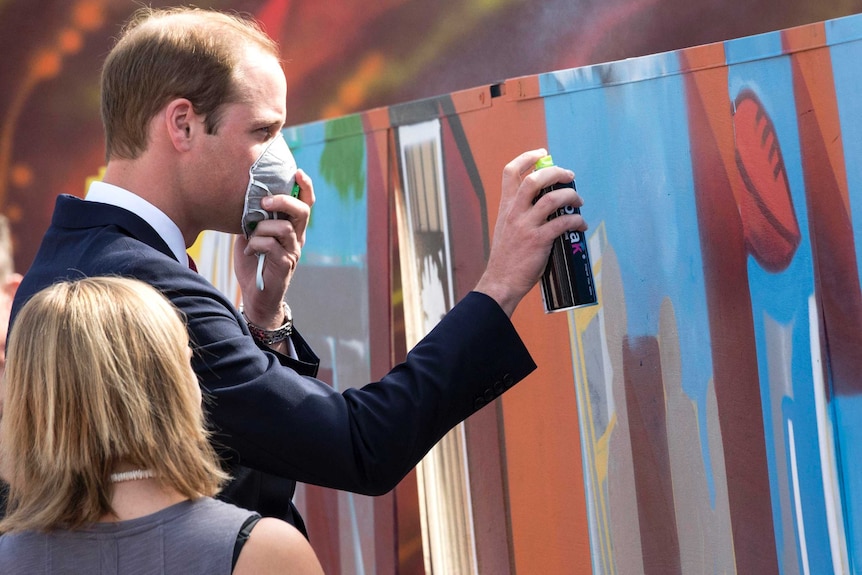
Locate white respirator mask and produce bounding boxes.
[240,132,300,289]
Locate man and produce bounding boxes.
[6,7,586,534]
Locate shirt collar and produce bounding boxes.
[85,181,189,266]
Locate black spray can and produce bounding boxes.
[533,155,597,312]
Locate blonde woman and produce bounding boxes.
[0,277,323,575]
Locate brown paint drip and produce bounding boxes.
[623,335,682,575]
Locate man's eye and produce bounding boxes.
[257,126,278,140]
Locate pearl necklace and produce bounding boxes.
[110,469,156,483]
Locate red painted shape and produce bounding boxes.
[732,89,800,271]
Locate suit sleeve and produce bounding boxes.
[158,270,536,495]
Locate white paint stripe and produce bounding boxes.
[788,420,810,575]
[809,294,848,573]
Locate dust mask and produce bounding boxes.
[241,132,298,239]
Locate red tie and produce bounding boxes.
[187,255,198,272]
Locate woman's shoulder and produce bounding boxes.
[175,497,258,530]
[232,517,324,575]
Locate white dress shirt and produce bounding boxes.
[85,181,190,267]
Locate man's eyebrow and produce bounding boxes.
[254,118,285,130]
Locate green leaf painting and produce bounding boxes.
[320,114,366,203]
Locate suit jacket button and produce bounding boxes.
[474,396,486,410]
[483,388,494,402]
[493,380,504,395]
[502,373,514,389]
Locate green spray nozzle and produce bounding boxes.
[535,155,555,170]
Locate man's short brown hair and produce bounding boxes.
[100,7,280,160]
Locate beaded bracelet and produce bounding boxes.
[240,301,293,345]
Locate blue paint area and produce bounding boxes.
[725,29,785,66]
[284,122,368,268]
[543,61,718,505]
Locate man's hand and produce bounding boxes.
[474,149,587,317]
[235,169,315,332]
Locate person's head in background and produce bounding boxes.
[0,215,22,376]
[0,276,227,532]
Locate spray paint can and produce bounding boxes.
[534,155,597,312]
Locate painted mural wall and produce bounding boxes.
[193,12,862,575]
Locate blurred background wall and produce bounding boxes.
[2,0,861,272]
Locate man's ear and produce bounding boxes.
[165,98,197,152]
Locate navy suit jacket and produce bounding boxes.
[7,194,537,532]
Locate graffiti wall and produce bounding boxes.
[194,12,862,574]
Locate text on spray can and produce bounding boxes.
[533,154,597,312]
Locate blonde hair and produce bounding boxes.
[101,6,280,160]
[0,277,228,533]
